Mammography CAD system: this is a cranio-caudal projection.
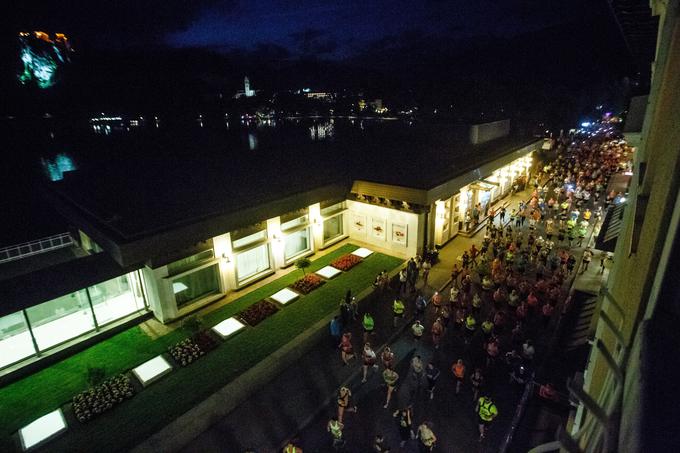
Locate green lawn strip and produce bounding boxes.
[0,243,400,451]
[43,251,403,452]
[201,243,360,327]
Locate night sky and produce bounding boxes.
[11,0,594,58]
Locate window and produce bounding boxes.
[173,264,220,306]
[284,228,311,261]
[0,312,36,369]
[321,201,346,217]
[232,230,267,250]
[281,215,309,231]
[167,249,214,275]
[323,214,344,243]
[236,243,272,283]
[89,273,146,326]
[25,290,95,351]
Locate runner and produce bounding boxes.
[382,367,399,408]
[451,358,466,394]
[336,386,357,423]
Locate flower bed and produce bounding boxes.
[72,374,135,423]
[238,300,279,326]
[192,331,219,353]
[168,338,205,367]
[331,254,362,271]
[290,274,324,294]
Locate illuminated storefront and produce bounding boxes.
[0,271,147,370]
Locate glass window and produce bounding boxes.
[173,264,220,307]
[281,215,308,231]
[323,214,344,243]
[321,201,346,217]
[236,243,271,283]
[25,290,95,351]
[167,249,214,275]
[284,228,311,261]
[0,312,36,369]
[232,230,267,250]
[89,273,146,326]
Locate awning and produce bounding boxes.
[594,202,627,252]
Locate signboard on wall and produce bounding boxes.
[352,214,366,233]
[371,218,386,240]
[392,223,407,246]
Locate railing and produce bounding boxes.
[0,232,74,264]
[527,286,628,453]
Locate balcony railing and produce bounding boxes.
[0,232,74,264]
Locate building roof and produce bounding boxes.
[33,118,535,264]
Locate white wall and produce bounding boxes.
[469,119,511,144]
[346,200,420,258]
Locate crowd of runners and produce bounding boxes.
[280,126,633,453]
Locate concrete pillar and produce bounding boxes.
[212,232,236,293]
[309,203,323,250]
[141,266,178,323]
[266,217,285,269]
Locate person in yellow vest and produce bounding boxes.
[476,395,498,440]
[327,416,345,449]
[416,421,437,451]
[363,312,375,343]
[464,313,477,344]
[283,440,303,453]
[393,298,405,327]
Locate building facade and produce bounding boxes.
[0,122,540,377]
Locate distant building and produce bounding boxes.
[305,92,334,102]
[233,76,256,98]
[244,76,255,97]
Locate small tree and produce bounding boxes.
[295,257,311,276]
[181,315,204,335]
[86,366,106,388]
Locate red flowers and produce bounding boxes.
[331,254,362,271]
[291,274,324,294]
[239,300,280,325]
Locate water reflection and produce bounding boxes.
[41,153,76,181]
[309,121,335,140]
[248,133,258,150]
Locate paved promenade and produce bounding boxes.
[180,189,544,453]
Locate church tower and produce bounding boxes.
[244,76,254,97]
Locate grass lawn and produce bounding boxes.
[0,243,403,452]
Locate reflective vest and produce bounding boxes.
[465,315,477,331]
[453,363,465,378]
[363,314,374,331]
[393,299,405,315]
[329,420,343,439]
[478,398,498,421]
[481,320,494,334]
[383,369,399,386]
[472,294,482,308]
[284,445,300,453]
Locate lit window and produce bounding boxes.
[25,290,95,351]
[0,312,37,369]
[236,243,272,284]
[284,228,311,261]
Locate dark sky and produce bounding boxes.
[10,0,596,58]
